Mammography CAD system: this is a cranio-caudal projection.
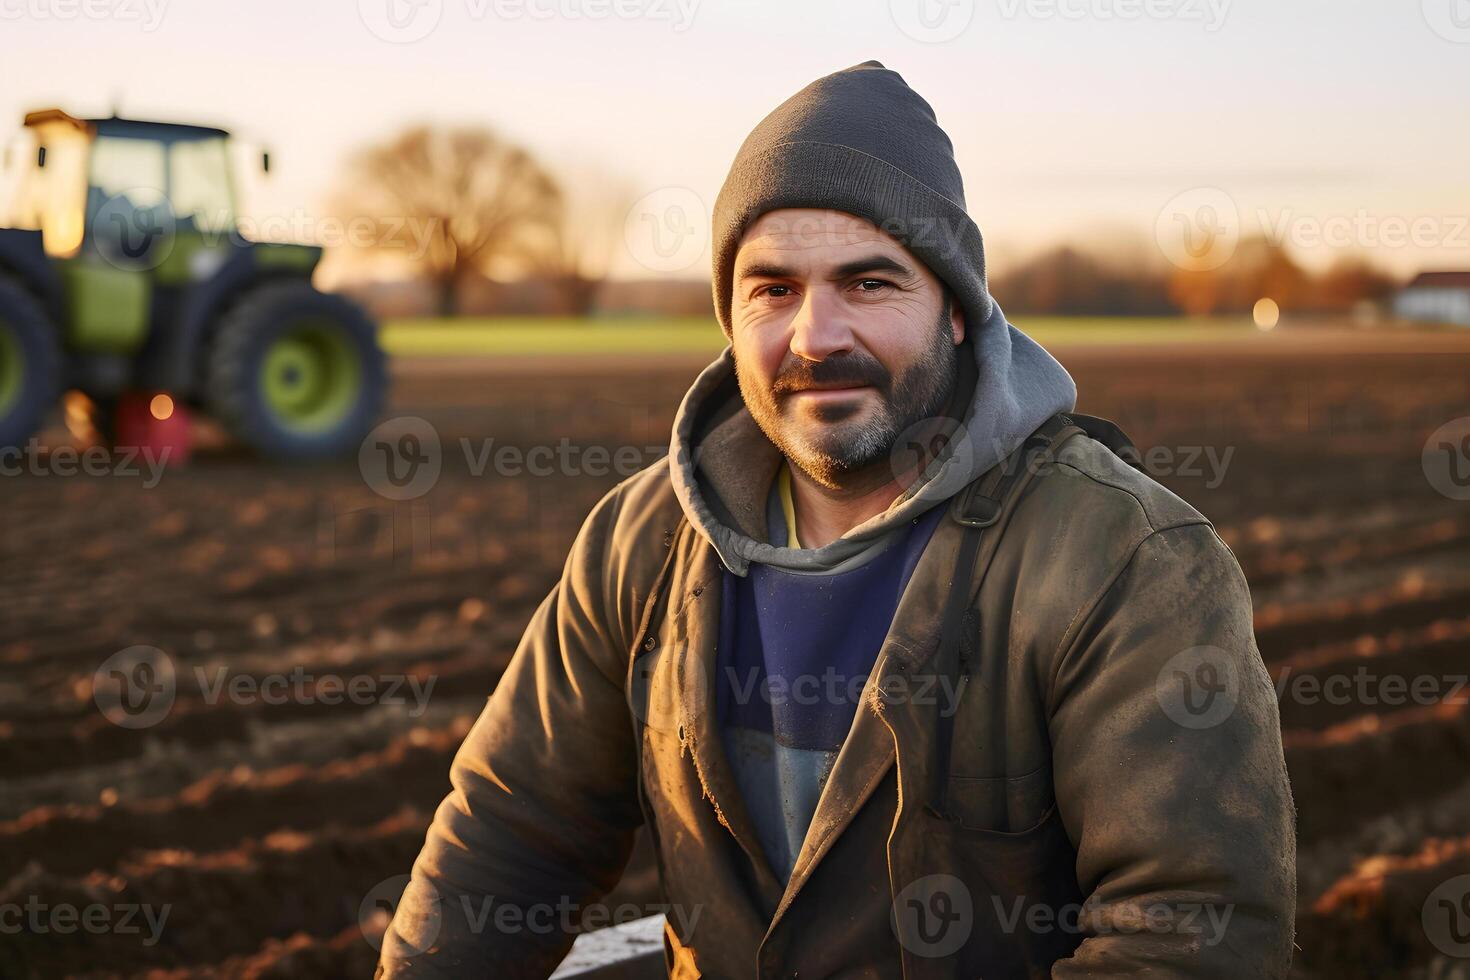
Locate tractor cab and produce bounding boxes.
[0,109,385,458]
[13,109,239,271]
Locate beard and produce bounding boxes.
[735,305,960,489]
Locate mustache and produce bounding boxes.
[770,353,892,396]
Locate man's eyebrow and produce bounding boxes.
[828,254,915,281]
[735,254,916,283]
[736,261,795,282]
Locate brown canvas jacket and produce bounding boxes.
[376,415,1297,979]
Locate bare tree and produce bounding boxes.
[337,125,564,316]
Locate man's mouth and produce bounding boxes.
[785,381,873,395]
[786,384,873,403]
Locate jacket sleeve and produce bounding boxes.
[1048,522,1297,979]
[376,485,645,979]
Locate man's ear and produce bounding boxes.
[950,295,966,345]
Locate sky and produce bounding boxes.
[2,0,1468,281]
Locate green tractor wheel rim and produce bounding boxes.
[259,320,362,434]
[0,321,22,420]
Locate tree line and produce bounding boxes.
[334,125,1405,319]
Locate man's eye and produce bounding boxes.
[761,285,792,299]
[856,279,891,293]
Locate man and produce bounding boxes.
[378,61,1295,978]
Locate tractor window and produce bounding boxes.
[86,136,169,245]
[84,136,175,269]
[88,136,167,207]
[169,137,234,235]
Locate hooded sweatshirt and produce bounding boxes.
[666,61,1077,880]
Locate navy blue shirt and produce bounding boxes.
[715,494,944,880]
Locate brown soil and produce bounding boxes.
[4,335,1470,977]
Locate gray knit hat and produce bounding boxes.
[711,60,992,336]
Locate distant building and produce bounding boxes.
[1395,271,1470,326]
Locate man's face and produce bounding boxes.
[730,208,966,489]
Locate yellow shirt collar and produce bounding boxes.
[777,464,802,549]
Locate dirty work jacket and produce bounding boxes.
[377,414,1297,979]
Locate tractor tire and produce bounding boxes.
[204,280,386,459]
[0,275,62,450]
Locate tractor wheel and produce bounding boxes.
[0,276,62,450]
[205,281,386,459]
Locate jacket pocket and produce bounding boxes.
[941,764,1054,835]
[910,801,1085,980]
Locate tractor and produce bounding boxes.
[0,109,386,458]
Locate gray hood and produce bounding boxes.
[668,296,1077,576]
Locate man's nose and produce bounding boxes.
[788,289,855,362]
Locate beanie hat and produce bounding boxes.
[710,60,992,336]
